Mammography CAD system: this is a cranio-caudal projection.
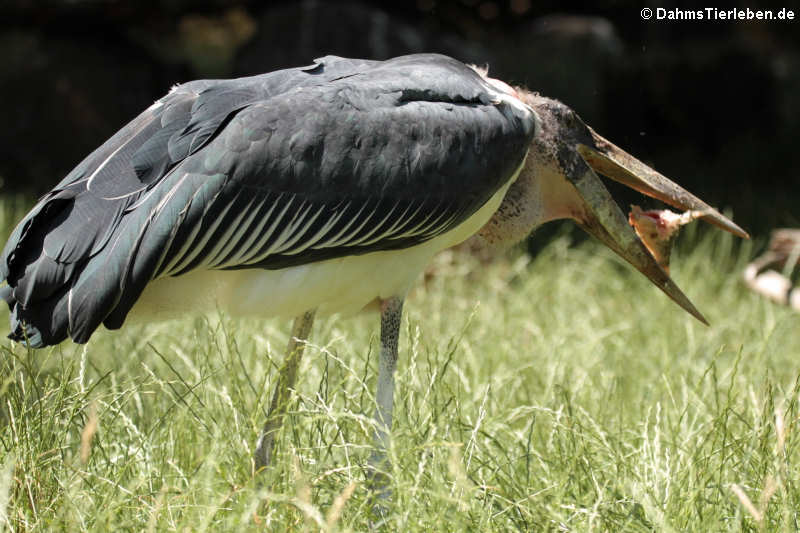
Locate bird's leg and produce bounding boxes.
[254,309,316,471]
[367,296,404,501]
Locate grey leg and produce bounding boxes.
[254,309,316,471]
[368,296,404,499]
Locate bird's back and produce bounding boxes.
[1,54,536,347]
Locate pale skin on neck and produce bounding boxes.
[467,138,584,256]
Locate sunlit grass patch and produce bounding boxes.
[1,211,799,531]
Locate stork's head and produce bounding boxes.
[480,91,748,324]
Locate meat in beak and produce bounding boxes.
[562,132,747,326]
[577,129,749,239]
[562,154,708,324]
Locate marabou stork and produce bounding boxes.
[0,54,747,483]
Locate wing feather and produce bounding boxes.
[165,187,239,276]
[236,194,296,266]
[213,193,281,268]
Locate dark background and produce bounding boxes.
[2,0,799,236]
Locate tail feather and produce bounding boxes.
[7,285,71,348]
[0,88,205,348]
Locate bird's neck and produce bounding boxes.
[468,157,577,255]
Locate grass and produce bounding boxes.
[1,212,800,531]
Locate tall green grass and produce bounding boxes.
[1,213,798,531]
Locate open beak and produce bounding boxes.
[564,130,748,325]
[578,129,749,239]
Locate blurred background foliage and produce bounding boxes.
[2,0,798,236]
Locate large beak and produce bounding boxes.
[563,131,747,325]
[577,129,749,239]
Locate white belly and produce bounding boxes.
[128,167,520,322]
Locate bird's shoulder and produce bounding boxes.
[195,54,536,198]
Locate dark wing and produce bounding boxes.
[1,53,536,347]
[0,55,376,275]
[0,55,380,346]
